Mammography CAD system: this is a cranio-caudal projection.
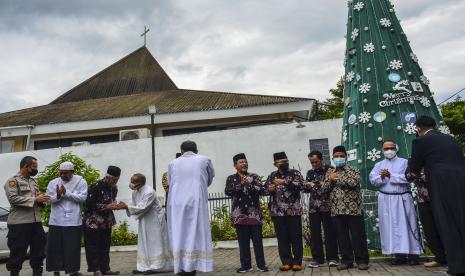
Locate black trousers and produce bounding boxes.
[46,225,82,273]
[332,215,369,265]
[272,216,303,265]
[84,227,112,272]
[235,225,266,269]
[309,211,339,263]
[6,222,46,272]
[418,202,447,264]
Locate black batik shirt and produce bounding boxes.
[84,180,117,229]
[225,173,266,225]
[303,165,332,213]
[265,169,304,217]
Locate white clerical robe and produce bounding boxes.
[369,156,423,255]
[167,151,215,273]
[126,184,172,272]
[47,175,88,226]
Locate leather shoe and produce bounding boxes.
[103,271,120,275]
[337,263,354,270]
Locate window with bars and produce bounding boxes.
[309,138,331,165]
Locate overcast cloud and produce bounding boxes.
[0,0,464,113]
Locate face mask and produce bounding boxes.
[30,168,38,177]
[383,150,396,159]
[61,176,70,182]
[278,163,289,172]
[333,158,346,167]
[129,183,137,190]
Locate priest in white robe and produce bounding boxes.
[369,140,422,265]
[167,141,215,275]
[46,161,88,276]
[124,173,172,274]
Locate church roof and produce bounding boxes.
[0,46,313,128]
[0,89,311,127]
[51,46,177,104]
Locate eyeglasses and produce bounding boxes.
[383,147,396,150]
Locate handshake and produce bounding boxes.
[106,201,128,210]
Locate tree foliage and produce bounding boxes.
[318,78,344,119]
[37,152,100,225]
[440,97,465,153]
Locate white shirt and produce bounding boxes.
[47,175,88,226]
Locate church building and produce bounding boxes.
[0,46,316,153]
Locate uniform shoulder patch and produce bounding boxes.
[9,180,16,188]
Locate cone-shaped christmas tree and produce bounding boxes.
[342,0,450,188]
[341,0,452,249]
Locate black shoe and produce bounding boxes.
[390,258,407,265]
[103,271,120,275]
[236,267,253,273]
[132,270,144,274]
[257,266,269,272]
[408,259,419,266]
[337,263,354,270]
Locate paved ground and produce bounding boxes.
[0,247,449,275]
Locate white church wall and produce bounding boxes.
[0,118,342,231]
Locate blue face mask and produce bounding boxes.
[333,157,347,167]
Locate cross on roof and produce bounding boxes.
[140,25,150,46]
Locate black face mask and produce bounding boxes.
[279,163,290,172]
[30,168,38,177]
[61,176,70,182]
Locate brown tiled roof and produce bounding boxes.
[51,46,177,104]
[0,90,312,127]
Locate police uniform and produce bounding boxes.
[4,173,46,275]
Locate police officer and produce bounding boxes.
[4,156,50,276]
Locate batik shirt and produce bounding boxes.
[406,171,429,203]
[225,173,267,225]
[84,180,117,229]
[265,169,304,217]
[303,165,332,214]
[322,165,363,216]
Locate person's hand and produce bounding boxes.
[241,175,250,186]
[327,169,337,183]
[35,193,51,203]
[60,185,66,196]
[272,178,286,186]
[117,202,128,210]
[268,184,276,193]
[106,202,119,210]
[56,185,62,199]
[380,169,391,179]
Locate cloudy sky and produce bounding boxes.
[0,0,464,113]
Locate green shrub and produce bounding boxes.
[111,221,138,246]
[37,152,100,225]
[210,201,276,242]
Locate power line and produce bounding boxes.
[438,87,465,105]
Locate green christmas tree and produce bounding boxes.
[342,0,450,188]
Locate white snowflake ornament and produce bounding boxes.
[346,71,355,82]
[389,60,403,70]
[410,53,418,63]
[351,28,359,41]
[354,2,365,11]
[359,83,371,94]
[367,148,381,161]
[404,123,417,135]
[363,42,375,53]
[358,111,371,123]
[420,75,430,86]
[439,125,451,135]
[420,96,431,107]
[380,18,392,27]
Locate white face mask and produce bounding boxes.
[129,183,137,190]
[383,150,396,159]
